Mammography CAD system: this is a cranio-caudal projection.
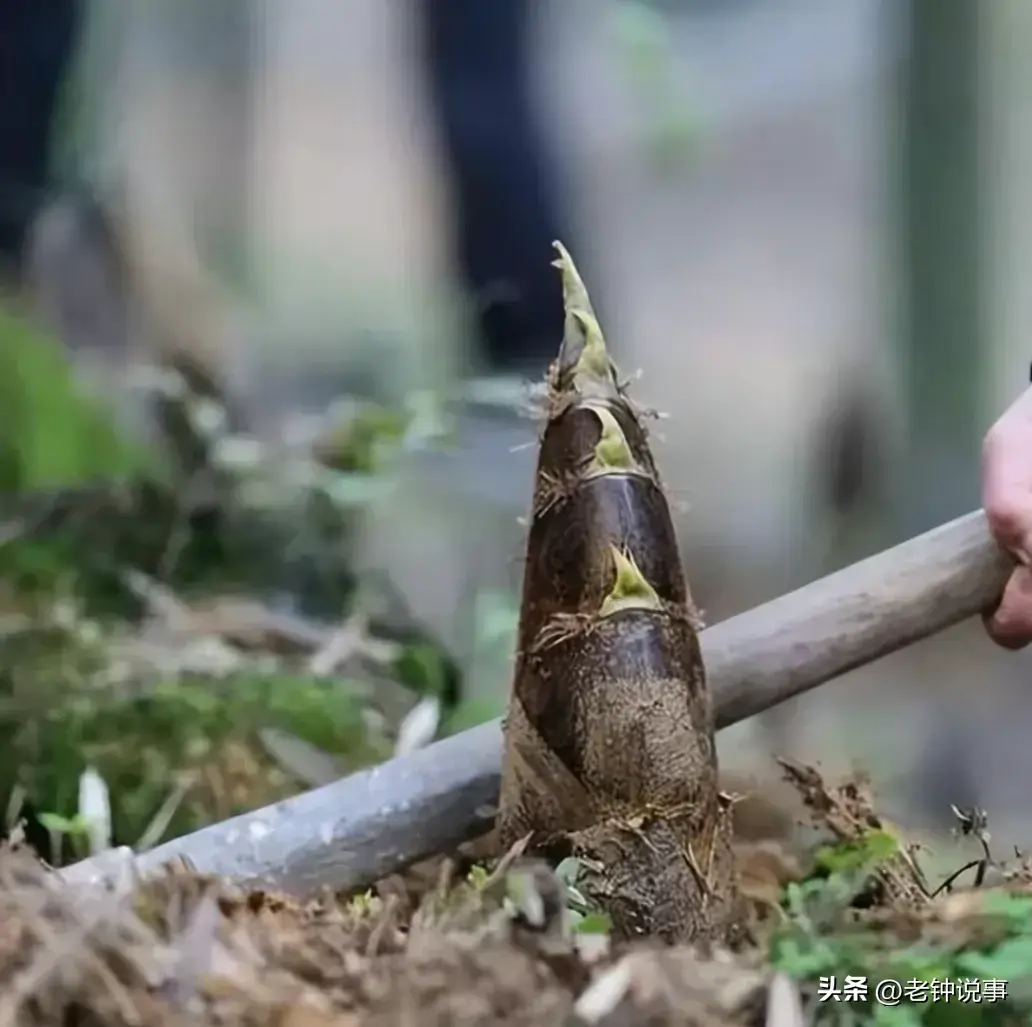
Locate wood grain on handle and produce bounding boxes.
[61,510,1013,896]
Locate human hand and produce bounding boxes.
[982,386,1032,647]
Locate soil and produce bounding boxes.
[5,760,1027,1027]
[0,844,772,1027]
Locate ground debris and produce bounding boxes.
[777,757,932,908]
[0,841,772,1027]
[5,751,1032,1027]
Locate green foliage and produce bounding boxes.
[394,642,452,700]
[0,315,191,609]
[316,403,410,474]
[35,810,94,863]
[573,910,614,935]
[815,830,902,875]
[466,864,491,890]
[1,640,389,857]
[0,312,151,490]
[0,335,462,861]
[771,834,1032,1026]
[0,309,488,881]
[346,889,383,918]
[0,480,302,619]
[464,857,614,936]
[555,856,613,933]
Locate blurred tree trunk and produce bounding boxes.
[896,0,986,537]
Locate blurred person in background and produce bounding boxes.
[417,0,573,384]
[0,0,575,392]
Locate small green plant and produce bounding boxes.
[556,857,613,934]
[346,889,383,918]
[36,810,94,864]
[466,864,491,890]
[814,829,901,875]
[770,833,1032,1026]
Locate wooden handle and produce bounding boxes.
[62,510,1013,895]
[710,508,1011,729]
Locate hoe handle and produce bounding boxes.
[708,508,1011,728]
[63,510,1012,895]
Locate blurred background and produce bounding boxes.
[3,0,1032,856]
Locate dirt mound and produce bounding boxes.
[5,760,1031,1027]
[0,844,767,1027]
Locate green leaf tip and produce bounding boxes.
[600,545,661,617]
[551,241,615,388]
[590,406,635,470]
